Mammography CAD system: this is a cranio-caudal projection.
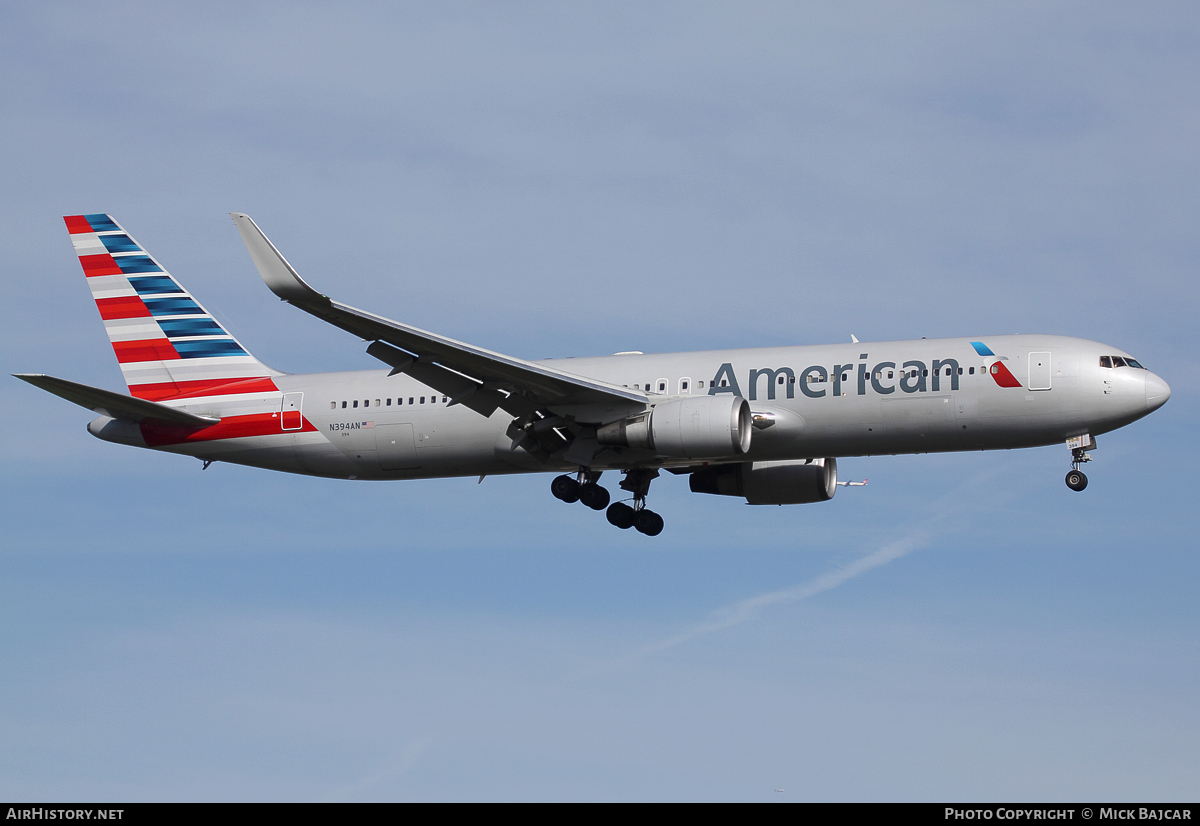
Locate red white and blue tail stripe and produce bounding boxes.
[65,213,283,401]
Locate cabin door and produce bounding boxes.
[281,393,303,431]
[1028,352,1052,391]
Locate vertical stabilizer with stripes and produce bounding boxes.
[65,214,283,401]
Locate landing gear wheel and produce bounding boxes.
[634,509,664,537]
[606,502,636,529]
[579,483,610,511]
[1065,470,1088,492]
[551,474,580,502]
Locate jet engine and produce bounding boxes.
[689,458,837,505]
[596,395,753,459]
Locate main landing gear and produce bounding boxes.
[550,471,610,510]
[550,467,665,536]
[608,468,664,536]
[1065,434,1096,492]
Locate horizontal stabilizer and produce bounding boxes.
[13,374,220,426]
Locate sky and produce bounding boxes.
[2,1,1198,801]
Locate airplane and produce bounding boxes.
[14,213,1172,537]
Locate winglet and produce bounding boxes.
[230,213,325,303]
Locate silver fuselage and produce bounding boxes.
[92,334,1169,481]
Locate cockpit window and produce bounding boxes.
[1100,355,1146,369]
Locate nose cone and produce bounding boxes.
[1145,372,1171,412]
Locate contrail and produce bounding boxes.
[634,462,1013,657]
[638,529,930,655]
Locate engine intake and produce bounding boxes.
[690,458,837,505]
[597,395,753,459]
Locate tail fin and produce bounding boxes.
[64,214,282,401]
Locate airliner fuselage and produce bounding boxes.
[91,336,1164,481]
[17,213,1171,537]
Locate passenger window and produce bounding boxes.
[969,367,975,375]
[386,398,391,406]
[957,367,963,375]
[330,402,336,409]
[353,400,359,408]
[1100,356,1112,368]
[342,401,347,409]
[408,397,414,405]
[681,380,689,390]
[420,396,425,404]
[658,381,666,392]
[922,370,928,377]
[375,399,381,407]
[443,396,448,403]
[888,371,894,379]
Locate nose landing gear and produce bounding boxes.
[1065,434,1095,492]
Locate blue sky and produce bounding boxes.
[2,2,1198,801]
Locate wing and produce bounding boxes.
[231,213,647,425]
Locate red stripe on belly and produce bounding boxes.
[141,412,317,446]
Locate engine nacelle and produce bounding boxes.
[689,458,837,505]
[597,395,753,459]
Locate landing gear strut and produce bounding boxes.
[605,468,664,536]
[1065,434,1095,492]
